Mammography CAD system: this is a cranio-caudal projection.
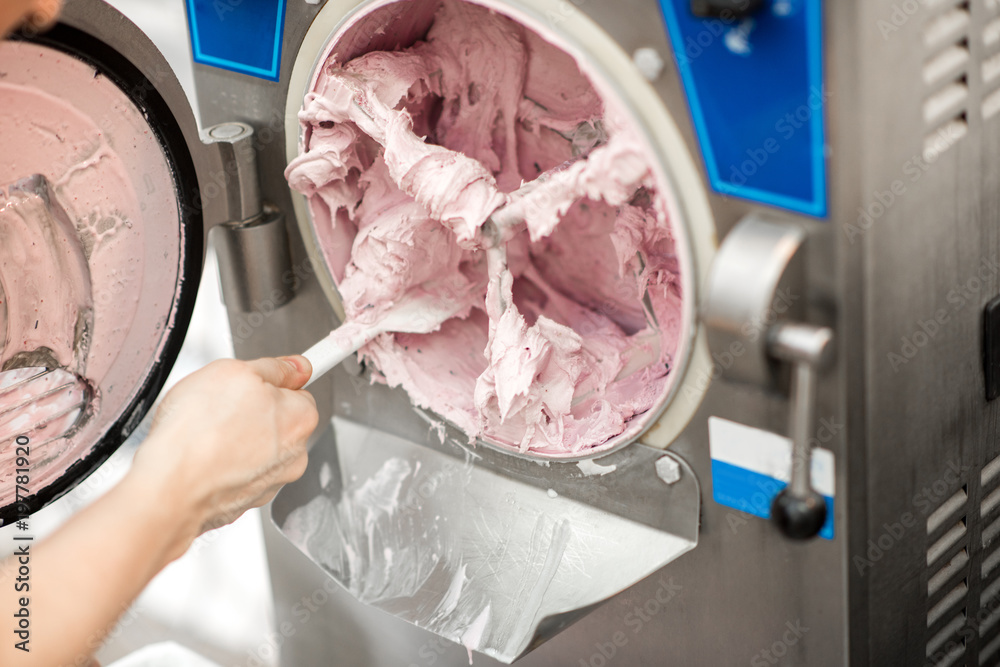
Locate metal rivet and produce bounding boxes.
[655,455,682,485]
[633,47,665,83]
[208,123,247,140]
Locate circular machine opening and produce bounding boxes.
[0,29,201,517]
[287,0,709,459]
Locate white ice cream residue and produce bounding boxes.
[576,458,618,476]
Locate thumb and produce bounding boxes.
[246,356,312,389]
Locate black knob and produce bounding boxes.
[771,488,827,539]
[691,0,766,19]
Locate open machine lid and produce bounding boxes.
[0,2,210,522]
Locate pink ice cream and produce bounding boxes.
[1,179,93,373]
[0,41,183,503]
[287,0,684,456]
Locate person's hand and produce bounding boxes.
[129,356,319,557]
[0,0,63,37]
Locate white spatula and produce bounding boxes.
[301,282,480,388]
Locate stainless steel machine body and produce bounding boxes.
[41,0,1000,664]
[189,0,987,665]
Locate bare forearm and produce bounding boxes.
[0,463,195,666]
[0,357,315,665]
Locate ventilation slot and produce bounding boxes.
[983,543,1000,579]
[983,514,1000,549]
[933,646,966,667]
[924,116,969,161]
[983,88,1000,118]
[930,519,969,566]
[928,613,968,662]
[925,5,972,49]
[926,583,967,667]
[981,6,1000,122]
[962,453,1000,667]
[933,548,972,596]
[927,615,965,658]
[984,455,1000,487]
[983,455,1000,551]
[928,487,969,568]
[936,649,966,667]
[925,79,970,125]
[923,3,971,157]
[925,481,971,665]
[984,576,1000,610]
[983,52,1000,85]
[985,486,1000,518]
[982,603,1000,639]
[981,453,1000,655]
[983,631,1000,665]
[926,43,971,85]
[927,608,968,667]
[986,16,1000,49]
[931,582,969,627]
[932,486,971,534]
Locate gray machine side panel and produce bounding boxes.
[825,0,869,664]
[856,0,1000,665]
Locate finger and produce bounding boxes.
[285,447,310,482]
[281,354,313,377]
[278,390,320,441]
[25,0,63,30]
[246,356,311,389]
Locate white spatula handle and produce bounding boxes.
[302,320,380,388]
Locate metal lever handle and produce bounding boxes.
[767,323,834,539]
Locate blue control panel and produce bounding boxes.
[186,0,286,81]
[657,0,827,217]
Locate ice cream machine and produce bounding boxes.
[5,0,1000,664]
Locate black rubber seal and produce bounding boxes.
[984,295,1000,402]
[1,23,203,523]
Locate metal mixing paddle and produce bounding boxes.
[0,175,95,447]
[0,367,93,447]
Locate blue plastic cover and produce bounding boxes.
[712,459,835,539]
[186,0,286,81]
[657,0,827,217]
